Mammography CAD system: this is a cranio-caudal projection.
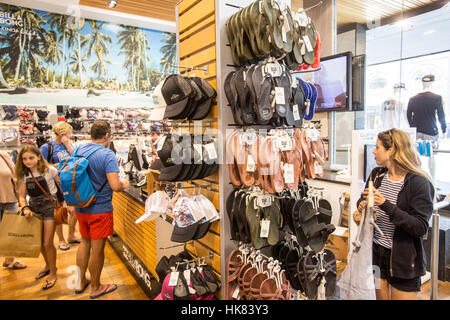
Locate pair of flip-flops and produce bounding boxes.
[291,197,335,253]
[225,62,305,127]
[226,0,317,71]
[227,248,291,300]
[297,249,337,299]
[226,187,282,250]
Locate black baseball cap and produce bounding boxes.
[171,220,201,243]
[162,75,193,119]
[422,74,435,82]
[189,77,217,120]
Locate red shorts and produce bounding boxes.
[75,211,113,240]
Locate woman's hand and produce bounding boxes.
[357,200,367,212]
[361,188,386,206]
[23,207,35,218]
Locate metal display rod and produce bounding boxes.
[431,194,450,300]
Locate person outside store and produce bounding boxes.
[15,145,65,290]
[0,151,27,270]
[40,122,81,251]
[357,128,434,300]
[73,121,129,299]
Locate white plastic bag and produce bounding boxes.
[336,211,376,300]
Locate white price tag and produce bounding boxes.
[275,87,286,105]
[278,136,293,151]
[247,154,256,173]
[204,143,217,160]
[243,131,257,145]
[257,195,273,208]
[194,144,203,159]
[168,272,179,287]
[303,35,314,52]
[284,164,294,184]
[295,12,309,27]
[264,62,282,78]
[293,104,301,121]
[314,161,323,175]
[156,136,166,152]
[260,219,270,238]
[282,28,287,43]
[232,285,240,299]
[183,270,191,285]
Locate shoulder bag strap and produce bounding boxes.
[85,145,108,193]
[29,171,58,208]
[47,142,53,163]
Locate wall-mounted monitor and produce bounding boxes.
[313,51,353,112]
[352,54,366,112]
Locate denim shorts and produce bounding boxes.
[29,195,55,221]
[372,242,421,292]
[0,202,18,221]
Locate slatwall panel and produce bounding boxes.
[177,0,221,297]
[112,192,158,276]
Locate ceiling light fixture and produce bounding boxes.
[108,0,118,8]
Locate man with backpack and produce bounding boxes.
[70,121,129,299]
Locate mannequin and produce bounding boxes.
[407,74,447,184]
[381,83,408,130]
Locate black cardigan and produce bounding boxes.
[357,167,434,279]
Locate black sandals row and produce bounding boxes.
[150,133,219,182]
[225,60,318,126]
[226,0,318,69]
[278,184,335,253]
[272,237,337,299]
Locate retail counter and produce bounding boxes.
[108,184,222,299]
[108,186,158,299]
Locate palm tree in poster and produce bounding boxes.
[85,20,112,81]
[43,30,62,88]
[160,32,176,73]
[118,26,144,91]
[12,7,46,83]
[45,12,68,88]
[68,17,87,87]
[69,49,87,85]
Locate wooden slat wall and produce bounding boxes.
[177,0,221,296]
[79,0,179,21]
[112,192,158,276]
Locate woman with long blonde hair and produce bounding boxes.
[40,121,80,251]
[356,128,434,300]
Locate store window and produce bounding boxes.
[332,3,450,174]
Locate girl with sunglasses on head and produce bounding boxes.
[356,128,434,300]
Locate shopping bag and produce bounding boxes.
[336,208,376,300]
[0,211,42,258]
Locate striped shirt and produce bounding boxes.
[373,174,404,249]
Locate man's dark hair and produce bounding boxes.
[91,121,111,140]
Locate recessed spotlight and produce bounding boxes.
[424,29,436,35]
[108,0,118,8]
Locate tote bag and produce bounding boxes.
[0,211,42,258]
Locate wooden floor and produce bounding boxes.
[0,225,148,300]
[1,224,448,300]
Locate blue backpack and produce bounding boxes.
[57,145,107,207]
